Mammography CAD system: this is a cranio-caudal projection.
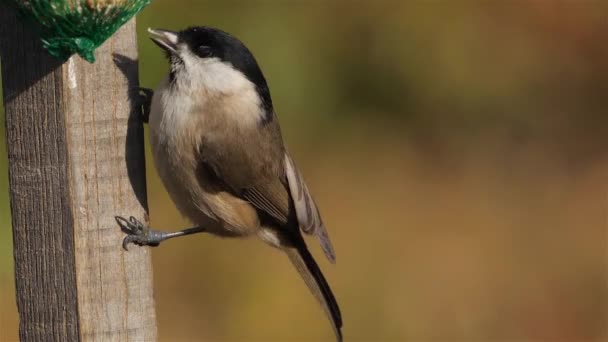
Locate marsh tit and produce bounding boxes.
[116,26,342,340]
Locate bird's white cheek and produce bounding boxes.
[205,63,249,91]
[220,88,265,128]
[172,52,268,128]
[191,61,267,127]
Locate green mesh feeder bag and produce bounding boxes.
[5,0,151,62]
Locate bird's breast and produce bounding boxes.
[149,78,216,224]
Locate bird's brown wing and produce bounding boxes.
[283,153,336,262]
[197,119,289,225]
[197,120,336,261]
[239,152,336,262]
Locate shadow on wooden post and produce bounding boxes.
[0,4,157,341]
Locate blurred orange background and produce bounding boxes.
[1,1,608,341]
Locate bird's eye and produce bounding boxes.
[196,45,213,58]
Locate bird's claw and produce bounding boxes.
[115,216,159,250]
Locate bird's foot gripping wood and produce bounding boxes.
[116,216,208,250]
[116,216,162,250]
[138,87,154,123]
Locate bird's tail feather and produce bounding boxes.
[284,237,342,341]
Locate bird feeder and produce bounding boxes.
[5,0,151,62]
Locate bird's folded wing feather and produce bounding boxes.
[198,130,336,262]
[284,153,336,263]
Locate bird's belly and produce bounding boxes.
[148,90,217,230]
[148,87,258,237]
[150,134,216,226]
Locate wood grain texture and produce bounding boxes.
[1,4,157,341]
[0,5,80,341]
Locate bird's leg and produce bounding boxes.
[115,216,206,250]
[138,87,154,123]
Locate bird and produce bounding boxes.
[115,26,342,341]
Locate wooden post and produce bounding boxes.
[0,4,157,341]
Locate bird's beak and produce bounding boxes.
[148,28,178,54]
